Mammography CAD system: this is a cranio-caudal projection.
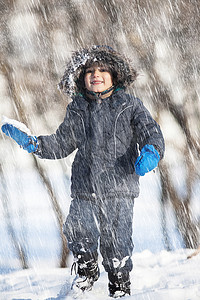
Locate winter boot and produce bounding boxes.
[108,271,131,298]
[71,252,100,293]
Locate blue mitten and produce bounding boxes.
[135,144,160,176]
[1,118,38,153]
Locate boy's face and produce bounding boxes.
[84,66,113,93]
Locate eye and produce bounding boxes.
[99,68,107,72]
[99,67,110,73]
[85,69,93,73]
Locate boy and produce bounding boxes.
[2,45,165,298]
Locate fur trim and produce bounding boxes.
[58,45,137,96]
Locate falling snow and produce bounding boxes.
[1,0,200,299]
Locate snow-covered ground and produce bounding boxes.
[1,249,200,300]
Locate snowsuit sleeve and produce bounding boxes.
[35,107,77,159]
[132,98,165,159]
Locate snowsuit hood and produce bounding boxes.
[58,45,137,96]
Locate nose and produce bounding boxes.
[92,69,100,77]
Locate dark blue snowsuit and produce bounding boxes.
[36,89,165,273]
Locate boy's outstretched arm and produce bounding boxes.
[1,116,38,153]
[1,111,77,160]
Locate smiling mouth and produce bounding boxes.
[91,81,103,84]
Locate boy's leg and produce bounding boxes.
[63,198,100,254]
[99,197,134,297]
[63,198,100,291]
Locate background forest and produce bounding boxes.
[1,0,200,270]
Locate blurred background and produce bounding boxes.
[1,0,200,272]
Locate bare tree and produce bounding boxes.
[0,163,28,269]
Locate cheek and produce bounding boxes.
[84,75,90,88]
[106,74,113,85]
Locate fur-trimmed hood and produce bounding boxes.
[58,45,137,96]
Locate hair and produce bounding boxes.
[58,45,137,96]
